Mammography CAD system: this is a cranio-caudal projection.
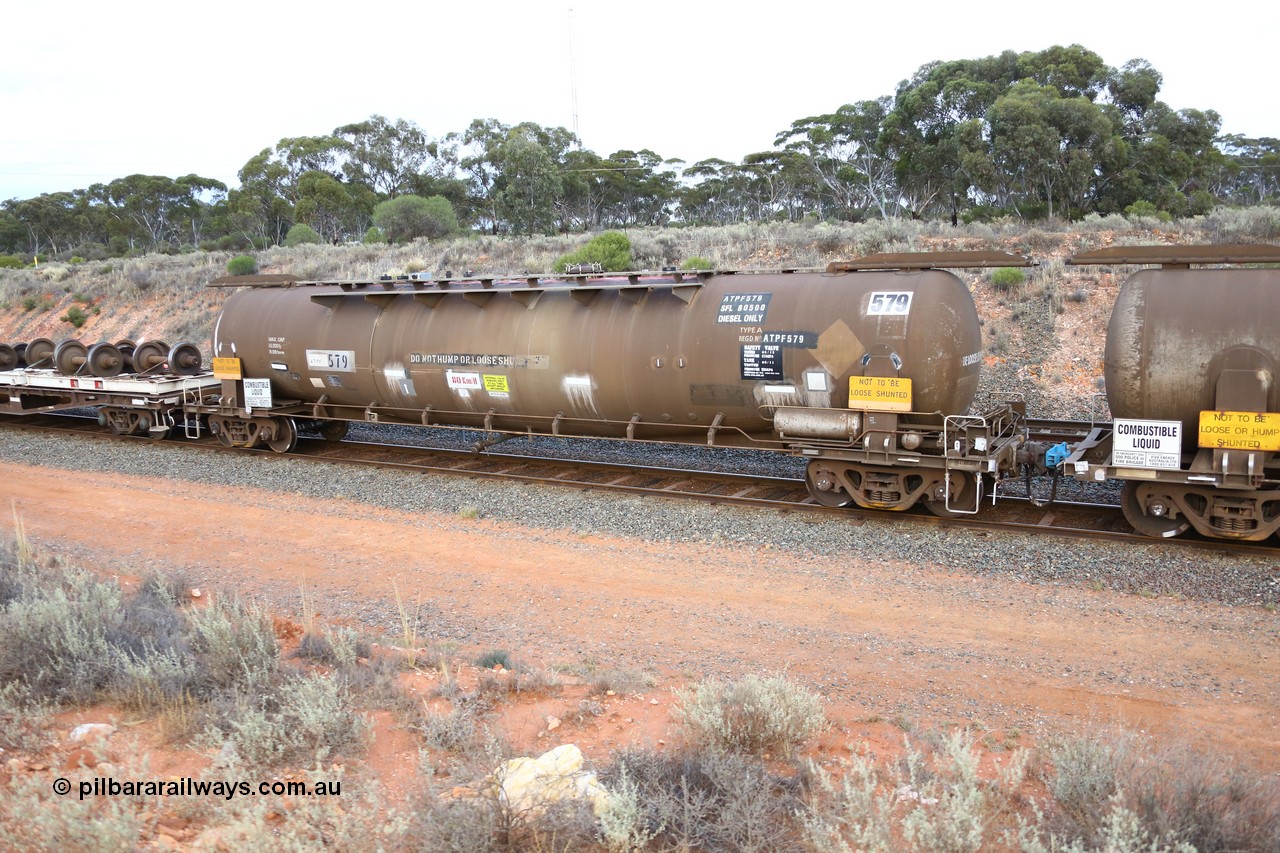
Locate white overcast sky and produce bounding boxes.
[2,0,1277,201]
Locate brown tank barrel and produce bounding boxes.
[1106,267,1280,447]
[213,269,983,438]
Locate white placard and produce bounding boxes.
[446,370,482,390]
[306,349,355,372]
[244,378,273,410]
[1111,418,1181,470]
[867,291,912,316]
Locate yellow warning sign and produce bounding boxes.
[212,357,242,380]
[848,376,913,412]
[483,374,509,393]
[1198,410,1280,451]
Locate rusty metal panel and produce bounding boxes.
[829,251,1033,272]
[1069,244,1280,266]
[213,269,983,438]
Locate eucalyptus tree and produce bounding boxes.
[776,97,898,219]
[677,158,745,224]
[334,115,444,199]
[594,149,679,228]
[495,125,563,236]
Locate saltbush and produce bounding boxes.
[673,673,827,757]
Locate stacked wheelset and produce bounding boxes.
[0,338,202,378]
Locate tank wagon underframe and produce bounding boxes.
[777,403,1041,516]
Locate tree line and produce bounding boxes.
[2,44,1277,259]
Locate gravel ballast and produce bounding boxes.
[0,428,1275,609]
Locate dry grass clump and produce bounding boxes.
[0,532,370,766]
[600,747,803,852]
[673,673,828,758]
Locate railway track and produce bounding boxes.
[2,412,1274,556]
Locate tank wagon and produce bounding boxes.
[1065,245,1280,541]
[203,253,1060,515]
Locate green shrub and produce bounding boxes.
[363,226,387,244]
[554,231,633,273]
[373,194,459,242]
[284,223,323,246]
[681,256,712,270]
[990,267,1025,292]
[0,255,23,269]
[226,255,258,276]
[673,673,827,758]
[61,306,88,328]
[1125,199,1172,222]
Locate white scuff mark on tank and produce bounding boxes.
[381,362,416,401]
[751,384,802,410]
[562,374,600,418]
[212,314,224,355]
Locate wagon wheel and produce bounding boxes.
[54,339,88,375]
[804,462,853,507]
[922,472,981,518]
[131,340,169,374]
[265,417,297,453]
[210,418,236,448]
[24,338,55,368]
[1120,481,1189,539]
[115,341,136,372]
[0,344,18,370]
[167,341,203,376]
[87,342,125,378]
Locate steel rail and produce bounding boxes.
[1,413,1274,558]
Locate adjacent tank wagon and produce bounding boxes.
[1066,245,1280,541]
